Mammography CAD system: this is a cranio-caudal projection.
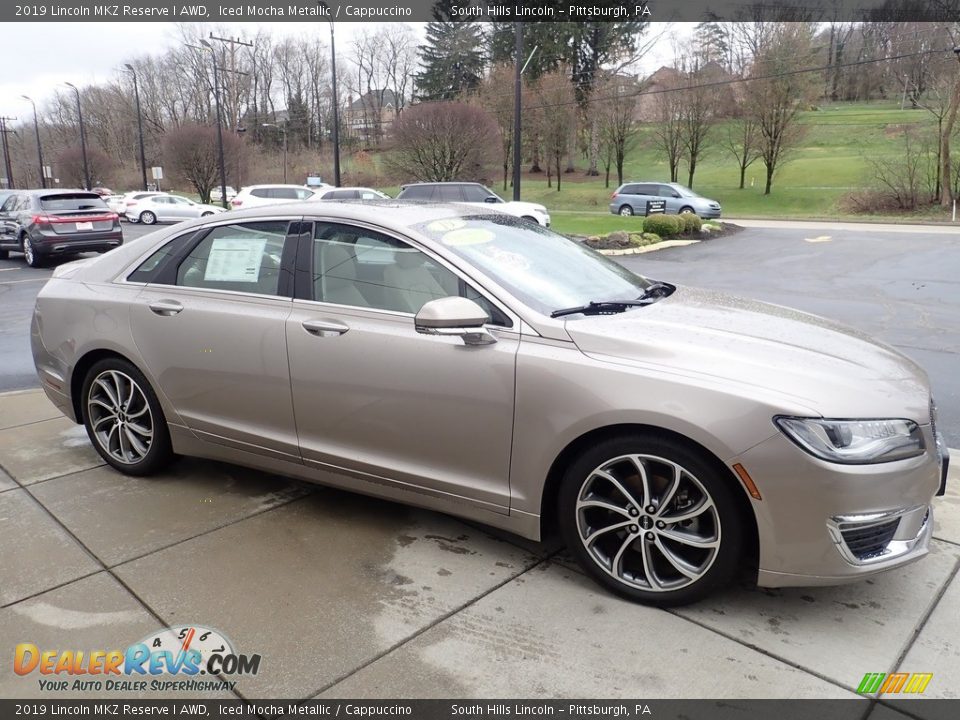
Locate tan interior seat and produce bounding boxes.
[382,250,456,313]
[318,243,367,307]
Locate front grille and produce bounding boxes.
[840,519,900,561]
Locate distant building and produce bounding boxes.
[343,89,399,144]
[635,62,739,122]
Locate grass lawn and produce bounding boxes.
[489,101,955,228]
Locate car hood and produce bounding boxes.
[563,286,930,421]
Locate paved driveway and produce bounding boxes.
[1,389,958,709]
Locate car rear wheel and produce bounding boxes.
[618,205,634,216]
[558,434,743,606]
[22,236,43,268]
[81,358,173,476]
[139,211,157,225]
[0,249,8,260]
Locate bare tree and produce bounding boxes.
[677,59,721,189]
[653,80,684,183]
[744,25,816,195]
[595,74,638,188]
[56,146,116,188]
[389,102,499,182]
[534,69,576,191]
[724,112,762,190]
[163,123,242,202]
[478,65,516,191]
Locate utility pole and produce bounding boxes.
[207,34,254,195]
[125,65,149,191]
[317,1,341,186]
[64,83,91,190]
[21,97,45,188]
[513,22,523,201]
[0,117,16,189]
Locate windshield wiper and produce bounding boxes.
[550,283,674,319]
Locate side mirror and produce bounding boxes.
[415,297,496,346]
[672,192,682,198]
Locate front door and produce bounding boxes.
[285,220,518,511]
[129,219,300,460]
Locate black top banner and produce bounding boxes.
[4,0,960,23]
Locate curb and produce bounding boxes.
[596,239,700,256]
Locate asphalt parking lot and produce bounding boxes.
[1,220,959,708]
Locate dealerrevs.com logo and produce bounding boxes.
[14,625,261,693]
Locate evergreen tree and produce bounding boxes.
[415,2,484,101]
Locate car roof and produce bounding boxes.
[26,189,101,197]
[240,184,313,190]
[400,182,483,188]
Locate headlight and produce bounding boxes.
[774,416,925,464]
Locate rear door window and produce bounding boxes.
[250,188,272,199]
[39,194,107,212]
[398,185,432,200]
[436,186,462,201]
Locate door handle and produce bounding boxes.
[302,319,349,337]
[148,299,184,316]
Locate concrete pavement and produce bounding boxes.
[1,388,959,709]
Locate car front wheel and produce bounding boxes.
[81,358,173,476]
[679,206,695,214]
[559,434,743,606]
[618,205,634,216]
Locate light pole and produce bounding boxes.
[124,64,149,192]
[262,122,288,183]
[197,39,229,209]
[317,1,341,186]
[21,96,45,188]
[64,82,90,190]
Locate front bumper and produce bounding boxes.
[697,207,722,218]
[731,427,941,587]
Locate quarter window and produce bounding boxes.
[175,221,290,295]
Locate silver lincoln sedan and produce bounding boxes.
[31,202,948,606]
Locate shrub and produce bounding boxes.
[680,213,702,233]
[642,214,682,237]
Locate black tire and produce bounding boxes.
[558,433,743,607]
[679,206,695,214]
[201,211,214,217]
[521,215,538,224]
[0,249,8,260]
[22,235,44,268]
[139,211,157,225]
[80,357,174,476]
[618,205,634,216]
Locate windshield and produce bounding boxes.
[414,215,652,317]
[674,185,701,199]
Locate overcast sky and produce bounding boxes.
[0,22,685,118]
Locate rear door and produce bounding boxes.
[129,218,301,460]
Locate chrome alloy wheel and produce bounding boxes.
[86,370,154,465]
[576,454,721,592]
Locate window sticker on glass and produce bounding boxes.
[203,238,267,282]
[441,228,494,247]
[426,218,466,233]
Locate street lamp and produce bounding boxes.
[63,82,90,190]
[21,95,45,189]
[317,1,341,186]
[124,64,149,192]
[262,122,288,184]
[196,39,229,209]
